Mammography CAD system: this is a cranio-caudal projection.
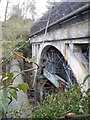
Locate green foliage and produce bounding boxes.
[2,14,34,57]
[18,83,29,93]
[6,103,33,118]
[33,78,90,119]
[14,41,29,53]
[0,89,8,114]
[7,72,14,85]
[0,72,90,119]
[0,72,29,118]
[83,74,90,85]
[9,89,17,100]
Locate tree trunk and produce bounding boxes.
[4,0,9,21]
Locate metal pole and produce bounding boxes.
[43,6,53,44]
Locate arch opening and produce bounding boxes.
[40,45,76,88]
[36,45,78,102]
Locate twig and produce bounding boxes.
[8,96,12,105]
[13,67,40,80]
[11,52,40,80]
[14,52,39,68]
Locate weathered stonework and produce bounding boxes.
[29,2,90,99]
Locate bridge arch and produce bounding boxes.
[39,44,76,86]
[38,42,66,65]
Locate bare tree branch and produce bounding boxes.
[4,0,9,21]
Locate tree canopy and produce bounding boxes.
[2,1,36,57]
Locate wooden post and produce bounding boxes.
[40,79,47,103]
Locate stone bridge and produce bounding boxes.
[29,2,90,101]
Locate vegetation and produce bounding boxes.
[0,0,90,119]
[6,103,33,118]
[1,75,89,119]
[32,76,90,119]
[2,0,36,57]
[2,12,33,57]
[0,1,35,118]
[2,75,89,119]
[0,72,29,118]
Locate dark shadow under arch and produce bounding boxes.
[40,45,76,85]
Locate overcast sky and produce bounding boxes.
[0,0,88,21]
[0,0,49,21]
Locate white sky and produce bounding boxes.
[0,0,62,21]
[0,0,48,21]
[0,0,89,21]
